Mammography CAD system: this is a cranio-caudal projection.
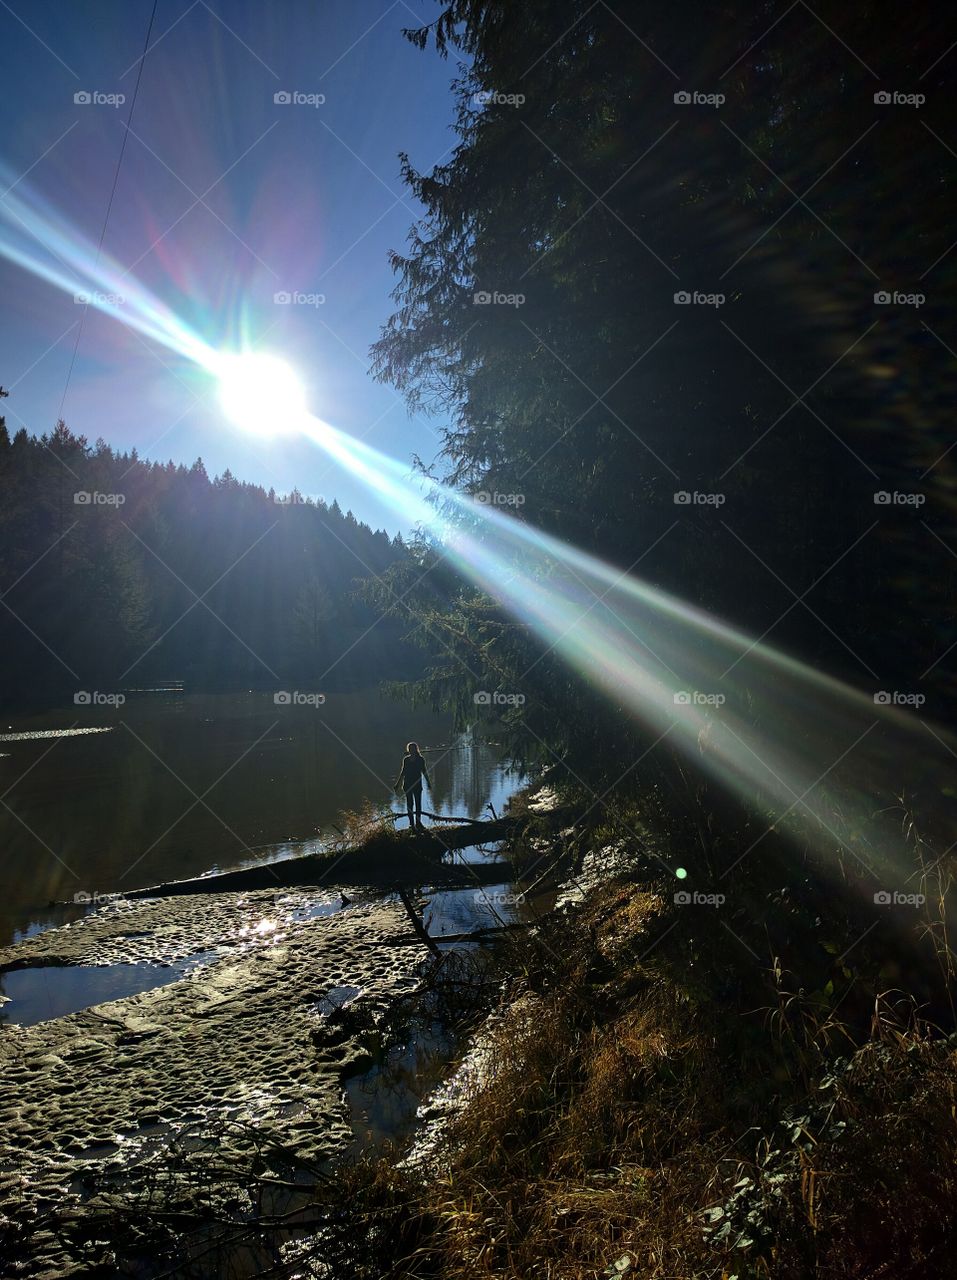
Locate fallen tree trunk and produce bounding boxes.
[122,813,536,900]
[422,921,539,944]
[386,810,493,824]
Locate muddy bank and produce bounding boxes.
[0,897,431,1277]
[0,785,575,1275]
[0,887,347,971]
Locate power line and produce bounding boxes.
[57,0,159,423]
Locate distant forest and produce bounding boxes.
[0,417,423,706]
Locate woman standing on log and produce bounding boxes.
[395,741,430,830]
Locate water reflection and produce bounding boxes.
[0,727,114,742]
[0,692,523,945]
[0,951,216,1026]
[429,730,524,821]
[344,1018,457,1152]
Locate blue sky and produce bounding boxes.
[0,0,460,532]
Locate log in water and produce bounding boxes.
[122,813,531,899]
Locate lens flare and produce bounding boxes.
[0,162,217,372]
[2,168,952,897]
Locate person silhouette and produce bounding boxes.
[395,741,430,829]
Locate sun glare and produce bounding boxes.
[216,352,308,435]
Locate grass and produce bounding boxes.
[297,778,957,1280]
[324,796,406,858]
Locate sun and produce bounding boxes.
[216,352,308,435]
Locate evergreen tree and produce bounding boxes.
[370,0,957,770]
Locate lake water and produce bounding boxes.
[0,689,524,947]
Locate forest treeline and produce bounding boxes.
[0,418,422,706]
[369,0,957,775]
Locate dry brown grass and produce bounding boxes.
[353,883,734,1280]
[325,796,402,854]
[310,874,957,1280]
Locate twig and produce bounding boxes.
[395,884,441,955]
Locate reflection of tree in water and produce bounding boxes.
[346,1018,456,1146]
[345,948,499,1151]
[429,730,523,820]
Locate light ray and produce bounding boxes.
[0,163,217,371]
[1,171,950,893]
[292,412,952,890]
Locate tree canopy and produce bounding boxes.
[370,0,956,772]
